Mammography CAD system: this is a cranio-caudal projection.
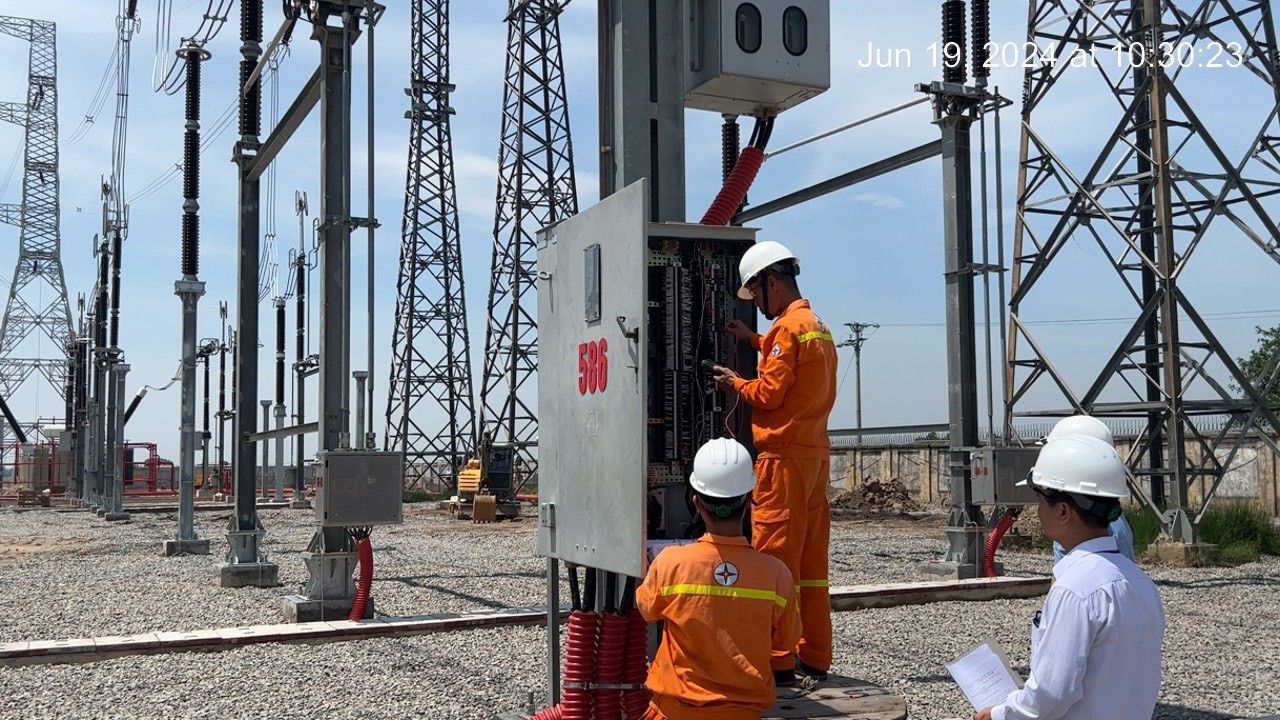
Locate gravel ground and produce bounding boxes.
[0,504,1277,720]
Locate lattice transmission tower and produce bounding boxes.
[1006,0,1280,541]
[386,0,477,490]
[0,16,73,419]
[480,0,579,481]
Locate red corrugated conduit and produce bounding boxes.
[349,532,374,621]
[699,146,765,226]
[594,612,628,719]
[983,513,1017,578]
[622,608,651,719]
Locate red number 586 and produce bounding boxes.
[578,339,609,395]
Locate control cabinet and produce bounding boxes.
[685,0,831,115]
[537,180,757,577]
[314,450,405,527]
[970,447,1040,506]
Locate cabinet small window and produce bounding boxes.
[736,3,762,54]
[783,6,809,56]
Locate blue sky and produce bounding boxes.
[1,1,1276,461]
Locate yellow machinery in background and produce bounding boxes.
[448,445,522,522]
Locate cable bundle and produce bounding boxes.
[622,609,652,719]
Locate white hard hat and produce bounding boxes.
[1018,434,1129,500]
[737,241,799,300]
[689,438,757,498]
[1043,415,1114,446]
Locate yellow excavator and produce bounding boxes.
[448,440,523,522]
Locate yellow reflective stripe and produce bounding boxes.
[661,584,789,609]
[797,331,834,344]
[798,579,829,588]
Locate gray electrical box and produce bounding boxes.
[314,450,405,527]
[970,447,1040,506]
[685,0,830,115]
[536,180,756,577]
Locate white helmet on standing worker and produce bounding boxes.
[1018,434,1129,500]
[1043,414,1114,446]
[689,438,757,498]
[737,241,799,300]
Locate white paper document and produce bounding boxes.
[945,640,1024,712]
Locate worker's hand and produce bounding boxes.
[973,708,994,720]
[712,365,741,393]
[724,319,755,343]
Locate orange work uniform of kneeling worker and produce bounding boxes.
[637,534,801,720]
[731,298,837,672]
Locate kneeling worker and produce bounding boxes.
[638,438,801,720]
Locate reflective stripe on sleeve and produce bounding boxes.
[798,579,829,588]
[660,584,790,608]
[797,331,834,344]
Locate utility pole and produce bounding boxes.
[838,322,879,436]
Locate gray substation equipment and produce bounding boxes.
[536,182,757,577]
[969,448,1038,507]
[535,0,830,579]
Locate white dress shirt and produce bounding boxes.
[993,536,1166,720]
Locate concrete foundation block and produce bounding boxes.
[1150,541,1219,567]
[917,560,991,580]
[164,539,211,556]
[218,562,280,588]
[289,500,312,509]
[281,594,374,624]
[103,512,130,522]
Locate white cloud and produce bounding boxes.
[849,192,906,210]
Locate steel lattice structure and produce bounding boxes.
[0,16,73,413]
[480,0,579,482]
[1006,0,1280,541]
[386,0,477,490]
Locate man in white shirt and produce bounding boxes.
[975,434,1166,720]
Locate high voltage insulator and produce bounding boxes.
[941,0,967,85]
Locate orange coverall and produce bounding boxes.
[730,298,837,672]
[636,534,801,720]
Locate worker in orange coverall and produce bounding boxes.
[637,438,801,720]
[711,240,838,687]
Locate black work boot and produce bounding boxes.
[795,658,828,682]
[773,668,797,688]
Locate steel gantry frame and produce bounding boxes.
[0,16,73,428]
[1006,0,1280,541]
[480,0,579,485]
[385,0,476,491]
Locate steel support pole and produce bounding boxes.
[290,4,363,620]
[274,297,287,499]
[353,370,367,448]
[1142,0,1191,541]
[260,400,272,498]
[101,353,120,518]
[105,362,130,521]
[932,87,985,578]
[1132,0,1165,510]
[200,351,211,496]
[598,0,686,220]
[220,0,277,587]
[175,281,206,542]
